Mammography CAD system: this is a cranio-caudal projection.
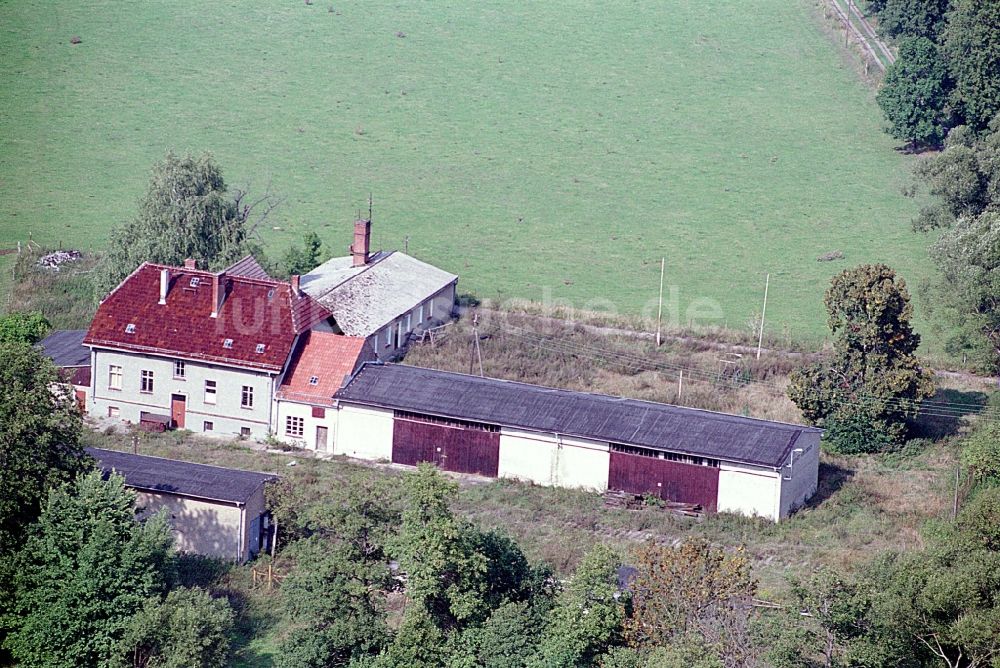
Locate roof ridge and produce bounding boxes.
[86,447,278,478]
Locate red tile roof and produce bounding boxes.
[84,262,332,372]
[277,331,375,406]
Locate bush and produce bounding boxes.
[961,422,1000,481]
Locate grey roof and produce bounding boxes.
[87,448,277,505]
[336,364,820,468]
[301,251,457,337]
[225,255,273,281]
[37,329,89,367]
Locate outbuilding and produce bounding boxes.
[87,447,277,562]
[37,329,91,412]
[333,364,821,521]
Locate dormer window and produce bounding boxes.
[255,343,266,354]
[223,338,233,349]
[267,288,275,301]
[190,277,201,288]
[125,323,136,334]
[308,376,319,385]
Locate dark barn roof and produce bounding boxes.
[336,364,820,469]
[87,448,277,505]
[37,329,89,367]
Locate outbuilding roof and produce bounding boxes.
[336,363,820,469]
[37,329,90,367]
[277,331,376,406]
[84,262,331,372]
[87,448,277,505]
[301,251,457,337]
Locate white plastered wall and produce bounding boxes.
[274,399,338,452]
[716,461,782,521]
[778,431,821,519]
[334,403,394,461]
[134,490,243,561]
[498,428,610,491]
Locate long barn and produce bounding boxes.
[332,364,820,521]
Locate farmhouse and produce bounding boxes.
[301,219,458,358]
[37,328,91,411]
[84,256,332,439]
[87,447,277,562]
[331,363,820,521]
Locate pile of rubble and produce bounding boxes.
[37,249,83,270]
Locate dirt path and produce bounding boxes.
[825,0,895,73]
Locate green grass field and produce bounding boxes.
[0,0,930,343]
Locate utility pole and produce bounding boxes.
[953,465,961,520]
[756,273,769,360]
[677,369,683,401]
[656,257,665,346]
[471,313,484,377]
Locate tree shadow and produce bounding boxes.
[805,461,854,509]
[913,387,988,440]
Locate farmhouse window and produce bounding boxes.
[140,370,154,394]
[173,360,186,379]
[108,406,120,418]
[204,380,217,404]
[394,410,500,433]
[286,416,305,438]
[203,421,213,431]
[240,427,251,438]
[610,443,719,468]
[418,304,424,323]
[108,365,123,390]
[384,327,392,347]
[404,314,412,332]
[241,385,254,409]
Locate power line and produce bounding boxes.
[494,324,1000,423]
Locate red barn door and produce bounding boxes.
[608,452,719,512]
[392,414,500,477]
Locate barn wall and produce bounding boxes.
[392,417,499,476]
[778,431,821,518]
[134,491,242,561]
[242,483,269,561]
[497,429,609,491]
[608,453,720,511]
[335,403,394,461]
[716,461,781,520]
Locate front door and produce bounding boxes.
[170,394,186,429]
[316,426,328,451]
[74,389,86,413]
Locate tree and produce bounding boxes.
[926,209,1000,371]
[787,265,934,453]
[876,37,954,148]
[962,422,1000,481]
[283,231,323,277]
[93,153,269,298]
[3,471,174,667]
[391,464,489,630]
[942,0,1000,131]
[0,342,88,552]
[623,539,757,668]
[874,0,951,40]
[276,537,391,668]
[0,312,50,344]
[911,139,992,232]
[113,587,233,668]
[530,544,627,668]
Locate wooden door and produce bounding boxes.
[170,394,186,429]
[608,452,720,512]
[315,426,329,451]
[74,389,86,413]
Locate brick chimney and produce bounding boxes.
[158,268,170,305]
[184,258,197,270]
[290,274,301,297]
[351,219,371,267]
[211,271,227,318]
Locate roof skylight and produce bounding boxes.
[125,323,136,334]
[223,338,234,349]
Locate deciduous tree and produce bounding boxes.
[876,37,954,148]
[93,153,270,298]
[787,265,934,453]
[0,312,50,344]
[942,0,1000,131]
[3,471,174,667]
